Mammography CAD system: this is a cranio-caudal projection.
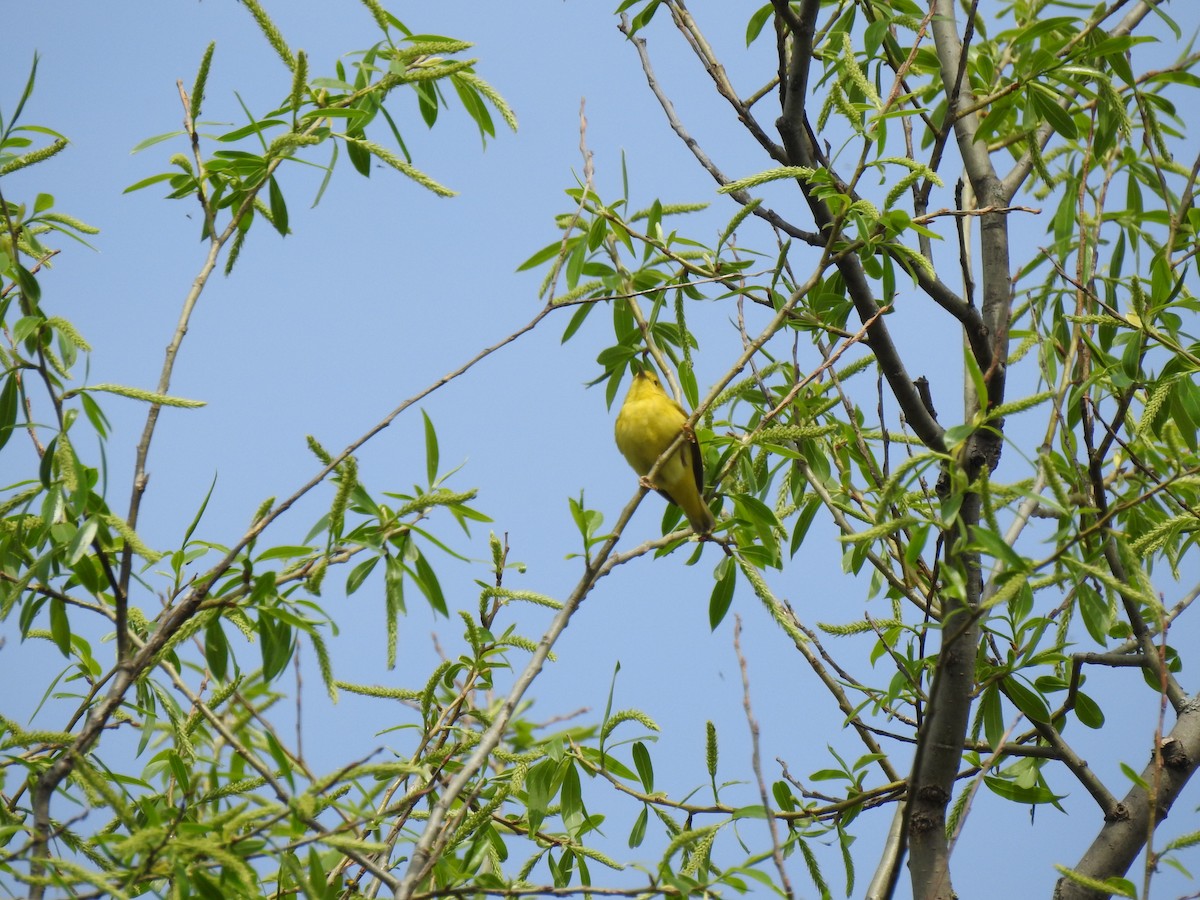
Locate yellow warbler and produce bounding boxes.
[614,369,716,534]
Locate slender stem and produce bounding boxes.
[776,1,946,455]
[734,616,795,900]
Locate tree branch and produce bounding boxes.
[734,617,795,900]
[1056,699,1200,899]
[774,0,946,455]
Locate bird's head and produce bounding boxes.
[631,364,663,388]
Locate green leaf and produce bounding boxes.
[732,805,767,819]
[962,343,987,415]
[516,240,565,272]
[980,684,1005,752]
[218,118,288,143]
[6,54,41,136]
[970,525,1028,572]
[346,132,372,176]
[16,264,41,306]
[130,130,186,154]
[708,556,736,630]
[39,435,58,487]
[71,554,103,594]
[984,775,1065,805]
[167,751,192,792]
[629,0,661,34]
[632,741,654,792]
[1004,677,1051,723]
[412,548,448,616]
[205,616,229,681]
[560,762,585,836]
[385,553,407,611]
[450,75,495,144]
[265,727,293,782]
[732,492,780,553]
[789,495,821,558]
[628,806,648,848]
[267,175,288,237]
[423,409,439,486]
[49,597,70,656]
[1077,581,1113,644]
[772,780,796,812]
[416,80,439,128]
[526,758,553,835]
[310,76,355,91]
[1073,691,1104,729]
[64,517,98,566]
[1029,85,1078,139]
[255,545,314,562]
[0,375,19,452]
[745,4,774,45]
[12,316,42,345]
[565,234,586,289]
[346,555,380,594]
[1120,762,1149,790]
[259,613,293,681]
[78,392,111,439]
[938,489,964,527]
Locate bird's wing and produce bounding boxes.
[687,433,705,497]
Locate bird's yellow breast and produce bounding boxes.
[614,370,715,533]
[614,379,688,476]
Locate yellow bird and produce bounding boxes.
[614,368,716,534]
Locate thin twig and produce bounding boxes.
[734,615,794,899]
[946,711,1024,853]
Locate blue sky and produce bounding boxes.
[3,2,1200,897]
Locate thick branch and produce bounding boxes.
[625,7,990,366]
[1024,717,1120,816]
[775,0,946,454]
[904,4,1015,897]
[931,0,1009,413]
[1056,699,1200,899]
[904,506,982,900]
